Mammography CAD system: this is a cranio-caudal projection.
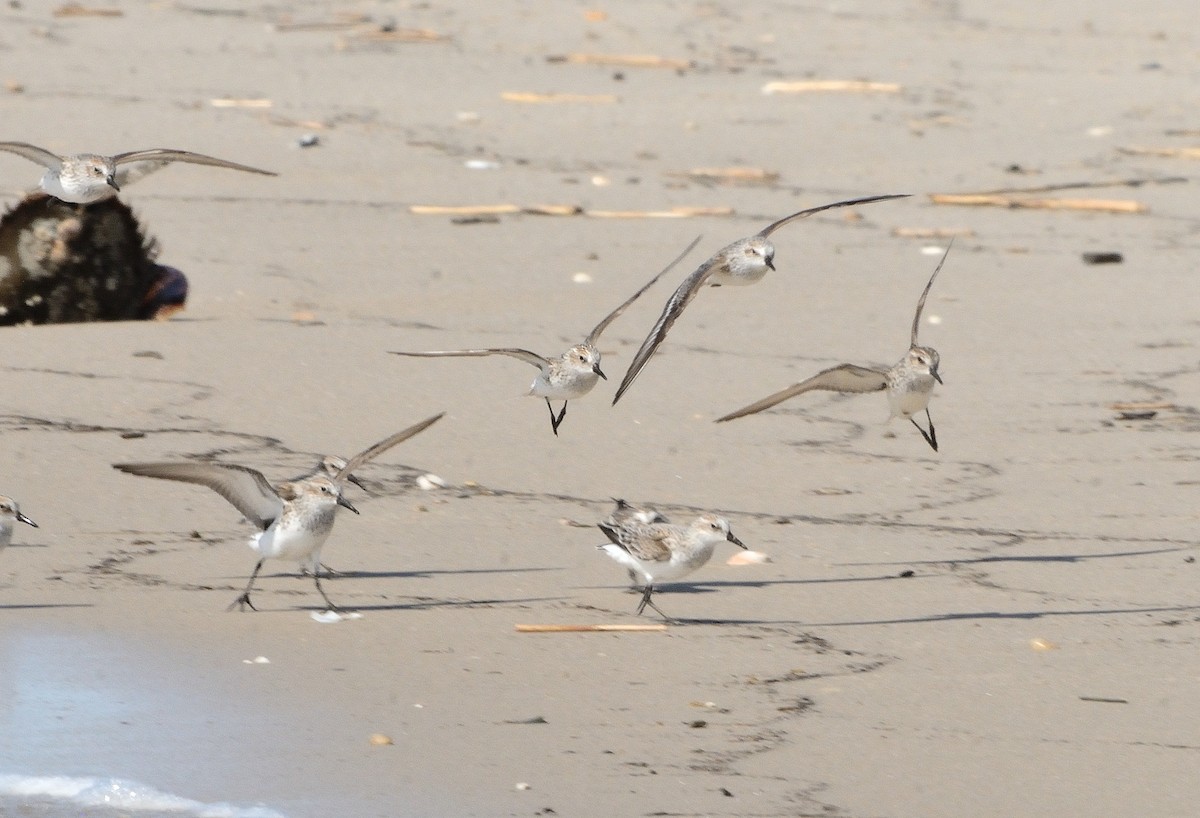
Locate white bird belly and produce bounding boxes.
[250,524,327,562]
[710,267,768,287]
[888,379,934,420]
[529,370,599,400]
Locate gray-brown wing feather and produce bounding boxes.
[598,521,672,562]
[112,462,283,529]
[389,348,550,368]
[611,251,732,404]
[0,141,63,170]
[715,364,888,422]
[585,234,702,346]
[110,149,277,176]
[335,413,445,481]
[911,239,953,346]
[756,193,910,238]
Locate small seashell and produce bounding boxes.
[590,175,611,187]
[727,550,772,566]
[1030,637,1059,651]
[368,733,394,746]
[416,473,446,491]
[311,610,364,624]
[515,782,532,791]
[572,272,593,284]
[296,134,320,148]
[242,656,270,664]
[465,159,501,170]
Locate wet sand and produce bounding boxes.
[0,2,1198,816]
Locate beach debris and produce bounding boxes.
[501,91,619,104]
[336,24,448,48]
[514,623,668,633]
[310,610,364,623]
[53,3,122,16]
[929,193,1147,213]
[242,656,271,664]
[546,53,691,70]
[1118,145,1200,160]
[515,783,532,791]
[295,134,321,148]
[726,550,771,565]
[409,203,729,220]
[892,227,975,238]
[464,159,500,170]
[368,733,394,746]
[1079,696,1129,704]
[210,98,272,108]
[572,272,593,284]
[416,473,446,491]
[668,166,780,186]
[502,716,548,725]
[0,192,187,324]
[1081,251,1123,265]
[762,79,901,95]
[1029,637,1059,651]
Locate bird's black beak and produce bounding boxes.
[765,257,776,271]
[107,174,120,192]
[593,363,607,380]
[932,366,944,385]
[728,531,747,549]
[337,495,359,514]
[345,474,367,491]
[17,512,36,528]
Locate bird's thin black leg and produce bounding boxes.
[228,558,264,612]
[313,571,343,612]
[549,401,568,435]
[911,411,938,452]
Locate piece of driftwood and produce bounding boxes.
[762,80,901,95]
[501,92,619,104]
[929,194,1147,213]
[515,624,668,633]
[409,204,730,219]
[1118,146,1200,160]
[547,53,690,70]
[0,193,186,323]
[891,227,976,238]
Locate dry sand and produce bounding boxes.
[0,2,1198,816]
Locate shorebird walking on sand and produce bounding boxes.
[716,243,952,451]
[0,496,37,554]
[597,513,746,620]
[0,142,276,204]
[291,455,368,578]
[610,193,909,405]
[390,236,701,436]
[114,414,444,612]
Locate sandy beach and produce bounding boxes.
[0,2,1198,816]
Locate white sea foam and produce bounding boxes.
[0,773,286,817]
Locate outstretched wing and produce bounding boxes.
[715,363,888,423]
[113,461,283,529]
[389,348,550,369]
[0,141,63,170]
[610,247,735,404]
[585,234,702,346]
[757,193,910,238]
[110,149,277,177]
[336,413,445,481]
[597,521,672,563]
[912,239,953,346]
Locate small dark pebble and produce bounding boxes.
[1185,556,1195,564]
[120,431,146,439]
[190,531,204,539]
[1081,252,1123,265]
[689,720,707,728]
[720,788,734,798]
[898,569,915,578]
